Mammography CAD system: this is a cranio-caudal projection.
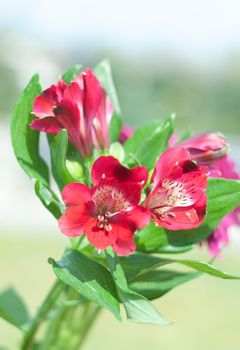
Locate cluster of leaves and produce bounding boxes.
[2,60,240,331]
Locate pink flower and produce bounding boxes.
[145,147,209,230]
[176,132,228,166]
[30,68,113,158]
[205,156,240,255]
[119,125,134,144]
[59,156,150,255]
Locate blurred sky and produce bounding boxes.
[2,0,240,62]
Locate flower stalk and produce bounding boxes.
[21,278,101,350]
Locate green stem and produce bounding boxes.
[21,279,63,350]
[75,303,101,350]
[41,300,101,350]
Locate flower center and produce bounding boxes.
[149,178,194,219]
[92,185,130,230]
[96,212,112,231]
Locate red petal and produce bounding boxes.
[33,85,57,118]
[152,147,190,185]
[85,218,115,250]
[30,117,63,134]
[82,68,102,121]
[115,181,142,205]
[110,206,150,231]
[91,156,148,187]
[112,236,136,256]
[59,183,92,237]
[152,207,199,230]
[151,193,207,230]
[179,132,227,151]
[54,100,82,149]
[63,81,83,107]
[61,183,91,206]
[58,206,90,237]
[93,92,113,149]
[33,81,67,119]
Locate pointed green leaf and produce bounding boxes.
[94,58,121,114]
[11,74,49,185]
[156,245,195,254]
[35,180,64,219]
[178,259,240,279]
[136,222,168,253]
[94,59,122,142]
[135,224,194,254]
[11,74,64,219]
[130,270,199,300]
[50,130,75,190]
[49,249,121,320]
[61,65,83,84]
[109,112,122,143]
[124,115,174,169]
[109,142,125,162]
[106,249,169,325]
[0,288,30,330]
[120,253,240,282]
[205,178,240,223]
[120,253,172,281]
[124,120,161,155]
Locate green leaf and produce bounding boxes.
[11,74,63,219]
[106,248,169,325]
[0,288,30,330]
[124,120,161,155]
[109,142,125,162]
[124,115,174,169]
[156,245,195,254]
[120,253,240,282]
[166,222,218,247]
[135,222,168,253]
[109,113,122,143]
[94,59,122,142]
[50,130,75,190]
[65,159,83,182]
[49,249,121,320]
[120,253,172,281]
[135,222,194,253]
[177,259,240,279]
[11,74,49,185]
[94,58,121,114]
[129,270,199,300]
[167,178,240,246]
[61,65,83,84]
[205,178,240,223]
[35,180,64,219]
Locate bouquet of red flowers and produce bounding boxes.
[3,60,240,349]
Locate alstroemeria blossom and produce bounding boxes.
[145,147,209,230]
[59,156,150,255]
[30,68,113,158]
[176,132,229,166]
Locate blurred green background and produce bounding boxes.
[1,1,240,349]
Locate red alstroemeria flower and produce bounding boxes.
[176,132,229,166]
[59,156,150,255]
[145,147,209,230]
[30,68,113,158]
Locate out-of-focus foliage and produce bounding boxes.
[1,33,240,134]
[0,60,18,114]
